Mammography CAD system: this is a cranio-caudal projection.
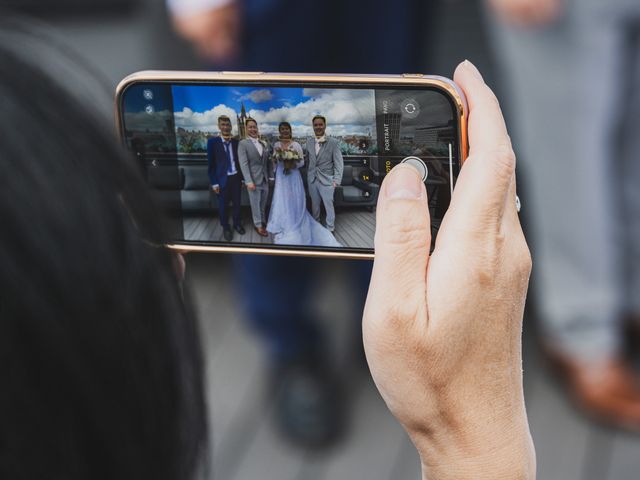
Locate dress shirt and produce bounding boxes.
[315,135,326,155]
[250,137,264,156]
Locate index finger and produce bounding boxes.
[444,61,516,233]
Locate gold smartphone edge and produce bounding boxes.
[167,244,375,260]
[115,71,469,259]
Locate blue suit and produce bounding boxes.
[207,136,242,228]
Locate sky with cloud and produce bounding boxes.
[171,85,377,138]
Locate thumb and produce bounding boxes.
[366,165,430,329]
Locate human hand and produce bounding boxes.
[171,3,241,64]
[247,182,256,191]
[487,0,564,27]
[363,61,534,480]
[332,180,337,188]
[212,185,220,194]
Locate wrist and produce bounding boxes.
[412,413,535,480]
[420,449,535,480]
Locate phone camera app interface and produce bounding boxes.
[121,83,460,252]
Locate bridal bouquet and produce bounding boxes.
[272,147,301,175]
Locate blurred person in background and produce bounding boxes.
[486,0,640,428]
[0,19,208,480]
[168,0,434,448]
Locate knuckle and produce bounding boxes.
[513,237,533,277]
[491,141,516,179]
[471,232,532,289]
[365,299,424,350]
[378,207,430,249]
[466,233,507,287]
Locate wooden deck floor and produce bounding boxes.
[184,209,375,249]
[186,255,640,480]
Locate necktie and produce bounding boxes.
[223,141,232,173]
[315,140,321,155]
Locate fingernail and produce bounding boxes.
[463,59,484,81]
[385,165,424,200]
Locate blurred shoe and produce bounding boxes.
[255,226,268,237]
[546,349,640,431]
[223,227,233,241]
[234,224,246,235]
[272,355,345,449]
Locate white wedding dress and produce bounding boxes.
[267,141,341,247]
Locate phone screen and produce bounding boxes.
[119,81,462,254]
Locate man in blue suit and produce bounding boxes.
[208,115,245,241]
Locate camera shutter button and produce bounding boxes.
[400,156,428,182]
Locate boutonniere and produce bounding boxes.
[316,136,327,144]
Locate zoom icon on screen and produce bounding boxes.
[400,98,420,119]
[401,156,428,182]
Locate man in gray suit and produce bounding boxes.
[238,118,271,237]
[306,115,343,232]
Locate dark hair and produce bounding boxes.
[312,115,326,125]
[278,121,292,131]
[0,20,207,480]
[217,115,231,124]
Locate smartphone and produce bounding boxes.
[115,71,468,259]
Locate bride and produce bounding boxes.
[267,122,341,247]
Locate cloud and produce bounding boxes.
[249,89,375,127]
[173,89,377,137]
[174,104,239,133]
[238,89,273,103]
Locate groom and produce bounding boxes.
[208,115,245,241]
[238,118,271,237]
[306,115,344,232]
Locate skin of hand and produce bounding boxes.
[247,182,256,191]
[333,181,337,188]
[363,61,535,480]
[212,185,220,194]
[171,3,241,64]
[487,0,564,27]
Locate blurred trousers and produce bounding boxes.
[489,0,640,359]
[234,254,372,363]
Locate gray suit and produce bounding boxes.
[306,136,344,231]
[488,0,640,359]
[238,138,271,227]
